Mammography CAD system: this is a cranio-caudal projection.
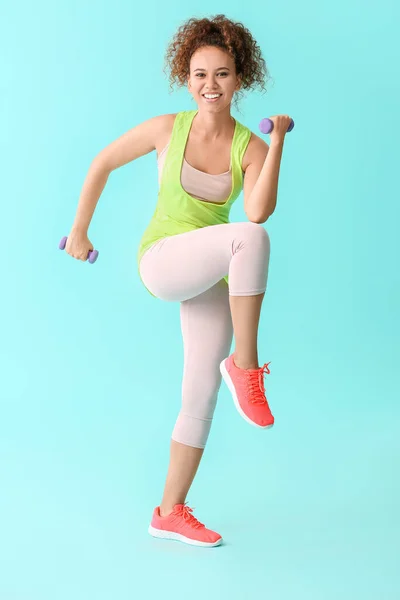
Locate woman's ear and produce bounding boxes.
[187,77,193,100]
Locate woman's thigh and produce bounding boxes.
[139,222,270,302]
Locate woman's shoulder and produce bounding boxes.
[154,113,179,154]
[154,112,179,129]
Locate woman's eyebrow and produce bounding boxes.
[194,67,230,72]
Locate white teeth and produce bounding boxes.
[204,94,220,99]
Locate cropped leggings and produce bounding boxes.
[139,222,271,449]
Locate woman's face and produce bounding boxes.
[187,46,241,110]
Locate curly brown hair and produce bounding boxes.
[163,14,273,111]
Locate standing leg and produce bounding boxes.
[159,441,204,516]
[159,279,233,515]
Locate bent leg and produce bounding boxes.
[139,221,270,302]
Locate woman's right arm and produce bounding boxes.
[71,114,174,233]
[66,114,173,260]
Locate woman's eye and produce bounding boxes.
[196,72,228,77]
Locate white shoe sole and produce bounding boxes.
[148,525,222,547]
[220,358,274,429]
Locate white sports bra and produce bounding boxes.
[157,141,233,204]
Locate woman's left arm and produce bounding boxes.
[243,115,292,224]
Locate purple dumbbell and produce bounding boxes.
[59,236,99,264]
[259,117,295,135]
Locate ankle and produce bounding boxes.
[159,505,174,517]
[233,354,259,370]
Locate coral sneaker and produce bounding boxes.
[148,503,222,548]
[220,354,274,428]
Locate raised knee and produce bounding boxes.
[240,221,270,249]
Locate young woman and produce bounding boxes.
[65,14,292,548]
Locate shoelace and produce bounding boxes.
[245,362,271,405]
[171,503,205,529]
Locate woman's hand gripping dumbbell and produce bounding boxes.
[59,231,99,264]
[259,115,295,143]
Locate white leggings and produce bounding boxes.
[139,222,271,448]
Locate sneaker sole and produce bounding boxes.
[220,358,274,429]
[148,525,222,547]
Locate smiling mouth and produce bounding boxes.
[202,95,223,104]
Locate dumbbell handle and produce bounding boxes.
[58,236,99,264]
[259,117,295,135]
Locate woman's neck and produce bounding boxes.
[191,109,235,141]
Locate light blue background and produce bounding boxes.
[1,1,399,598]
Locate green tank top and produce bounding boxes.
[137,109,252,297]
